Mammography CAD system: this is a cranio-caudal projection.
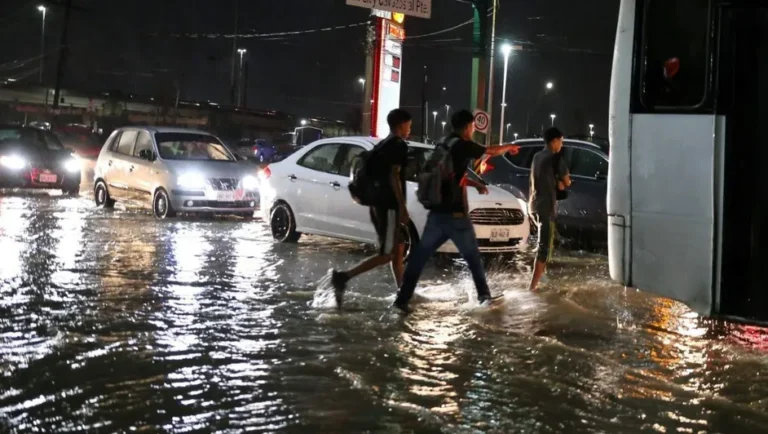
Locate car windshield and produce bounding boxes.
[155,133,235,161]
[0,127,65,151]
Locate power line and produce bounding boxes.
[150,20,371,39]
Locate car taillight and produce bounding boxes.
[259,166,271,180]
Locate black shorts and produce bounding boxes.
[370,207,401,255]
[532,213,555,263]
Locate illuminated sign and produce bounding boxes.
[346,0,431,19]
[392,12,405,24]
[371,17,404,138]
[388,23,405,40]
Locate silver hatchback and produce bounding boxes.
[93,127,259,218]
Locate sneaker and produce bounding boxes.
[329,270,349,308]
[478,294,504,307]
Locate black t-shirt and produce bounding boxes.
[434,133,486,213]
[372,135,408,209]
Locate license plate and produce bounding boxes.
[39,173,58,183]
[217,191,235,202]
[490,228,510,243]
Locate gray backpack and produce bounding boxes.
[416,138,460,209]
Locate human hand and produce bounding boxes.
[558,181,565,191]
[476,185,489,195]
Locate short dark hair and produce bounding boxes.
[544,127,563,145]
[387,108,412,130]
[451,109,474,131]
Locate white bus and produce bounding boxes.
[608,0,766,323]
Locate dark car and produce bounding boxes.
[53,124,104,159]
[233,139,280,163]
[480,138,608,244]
[0,126,82,195]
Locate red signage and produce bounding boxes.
[388,23,405,40]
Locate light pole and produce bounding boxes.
[441,121,446,134]
[37,5,47,84]
[358,77,365,93]
[506,123,511,139]
[237,48,247,107]
[432,111,438,141]
[514,132,519,141]
[445,104,450,121]
[498,43,513,145]
[550,113,556,127]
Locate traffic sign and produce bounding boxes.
[346,0,432,19]
[473,109,490,134]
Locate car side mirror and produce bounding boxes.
[138,149,155,161]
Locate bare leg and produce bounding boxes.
[343,254,392,280]
[390,243,405,287]
[529,259,547,291]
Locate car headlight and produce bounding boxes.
[242,175,258,190]
[0,155,26,170]
[64,158,80,173]
[177,173,207,190]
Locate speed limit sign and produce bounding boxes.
[473,109,490,134]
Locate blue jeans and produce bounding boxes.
[395,212,491,305]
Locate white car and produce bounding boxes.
[258,137,530,256]
[93,127,260,218]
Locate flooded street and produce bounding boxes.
[3,193,768,433]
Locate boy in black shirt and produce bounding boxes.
[393,109,520,313]
[329,109,412,306]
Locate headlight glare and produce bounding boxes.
[242,175,258,190]
[64,158,80,173]
[1,155,26,170]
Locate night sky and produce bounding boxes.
[2,0,619,137]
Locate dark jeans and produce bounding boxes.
[395,212,491,305]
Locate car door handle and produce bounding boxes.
[515,173,528,177]
[329,181,341,189]
[288,174,297,181]
[128,165,134,172]
[108,160,113,167]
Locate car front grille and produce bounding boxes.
[469,208,525,226]
[208,178,240,191]
[476,238,523,248]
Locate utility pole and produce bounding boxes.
[52,0,73,110]
[230,0,239,106]
[469,0,489,113]
[485,0,498,146]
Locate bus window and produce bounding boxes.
[641,0,711,108]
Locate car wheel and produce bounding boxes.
[270,202,301,243]
[399,221,420,263]
[153,188,176,219]
[94,181,115,208]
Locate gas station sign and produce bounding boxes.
[370,17,404,137]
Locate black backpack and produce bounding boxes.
[348,138,391,206]
[416,137,460,209]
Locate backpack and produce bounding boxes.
[348,139,391,206]
[416,138,460,209]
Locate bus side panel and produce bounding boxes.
[630,114,715,314]
[607,0,636,285]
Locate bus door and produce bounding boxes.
[715,5,768,322]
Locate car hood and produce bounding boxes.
[466,184,525,210]
[162,159,260,178]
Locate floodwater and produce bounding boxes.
[2,193,768,433]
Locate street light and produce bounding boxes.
[499,43,514,145]
[441,121,446,134]
[550,113,556,127]
[506,123,511,138]
[237,48,247,106]
[358,77,365,93]
[445,104,450,120]
[546,81,554,90]
[514,132,519,141]
[37,5,47,84]
[432,111,438,140]
[300,119,307,126]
